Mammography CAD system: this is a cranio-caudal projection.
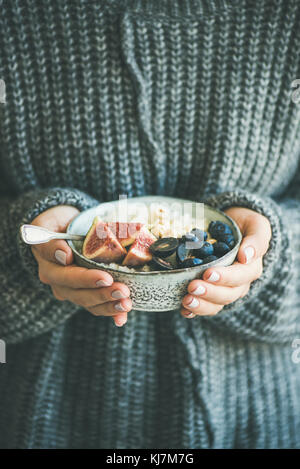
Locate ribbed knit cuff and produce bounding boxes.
[205,189,285,284]
[202,190,295,343]
[109,0,240,19]
[16,187,99,284]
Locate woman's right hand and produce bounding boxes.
[30,205,132,327]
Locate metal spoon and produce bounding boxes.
[20,224,85,245]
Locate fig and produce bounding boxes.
[82,216,127,263]
[123,228,156,266]
[107,222,144,247]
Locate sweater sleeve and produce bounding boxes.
[0,186,99,344]
[202,166,300,344]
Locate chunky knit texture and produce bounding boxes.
[0,0,300,448]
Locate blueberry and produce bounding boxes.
[213,242,231,257]
[218,234,235,246]
[181,232,204,250]
[208,221,233,240]
[180,258,203,268]
[176,242,190,264]
[191,228,207,242]
[195,241,214,259]
[202,255,218,264]
[182,232,198,243]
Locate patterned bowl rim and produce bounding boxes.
[67,199,242,276]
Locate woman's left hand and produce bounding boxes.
[181,207,272,318]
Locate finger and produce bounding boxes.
[237,214,272,264]
[187,280,249,305]
[53,284,132,317]
[52,282,130,308]
[38,257,114,288]
[202,258,263,287]
[32,238,74,266]
[181,296,224,316]
[112,313,128,327]
[181,309,197,319]
[31,205,80,265]
[88,298,132,317]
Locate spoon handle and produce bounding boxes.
[20,224,85,245]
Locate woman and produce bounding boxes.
[0,0,299,448]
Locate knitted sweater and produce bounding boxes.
[0,0,300,449]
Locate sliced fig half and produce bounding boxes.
[122,228,156,267]
[82,216,127,263]
[107,222,144,247]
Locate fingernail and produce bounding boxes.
[114,301,127,311]
[55,249,67,265]
[114,316,127,327]
[112,290,127,299]
[186,297,199,309]
[206,271,220,282]
[184,312,195,318]
[244,246,255,264]
[191,284,206,296]
[96,279,112,287]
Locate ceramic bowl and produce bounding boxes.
[67,196,242,312]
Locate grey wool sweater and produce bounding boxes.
[0,0,300,449]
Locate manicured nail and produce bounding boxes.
[114,316,127,327]
[184,312,195,318]
[96,279,112,287]
[114,301,127,311]
[191,284,206,296]
[112,290,127,299]
[244,246,255,264]
[186,297,199,309]
[206,271,220,282]
[55,249,67,265]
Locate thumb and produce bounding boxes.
[237,213,272,265]
[31,205,80,265]
[33,238,74,266]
